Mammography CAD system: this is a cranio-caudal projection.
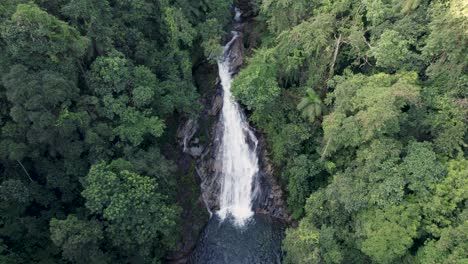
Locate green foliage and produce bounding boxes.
[275,13,335,84]
[421,159,468,237]
[322,72,420,158]
[425,95,467,157]
[423,0,467,97]
[0,0,229,261]
[88,52,166,146]
[362,0,394,26]
[370,29,415,70]
[197,18,224,59]
[357,204,421,263]
[3,65,79,128]
[82,161,179,258]
[164,6,196,49]
[113,108,165,146]
[260,0,313,34]
[88,53,131,96]
[232,48,281,110]
[249,0,468,262]
[283,220,321,264]
[0,0,466,262]
[50,215,107,264]
[284,155,322,219]
[297,88,323,123]
[400,141,445,195]
[270,122,311,166]
[1,3,88,72]
[60,0,113,54]
[132,66,158,108]
[0,179,29,204]
[283,221,344,264]
[416,220,468,264]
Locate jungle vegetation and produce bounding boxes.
[0,0,466,263]
[0,0,230,262]
[232,0,467,263]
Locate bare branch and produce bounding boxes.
[329,33,342,77]
[320,138,332,160]
[17,160,33,182]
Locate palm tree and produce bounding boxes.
[297,88,323,123]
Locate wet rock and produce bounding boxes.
[235,0,259,19]
[252,137,290,221]
[196,127,223,212]
[188,146,204,157]
[208,93,223,116]
[227,33,244,71]
[177,119,199,152]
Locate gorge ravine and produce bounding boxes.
[174,4,289,264]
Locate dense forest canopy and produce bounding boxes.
[0,0,230,262]
[232,0,467,263]
[0,0,466,263]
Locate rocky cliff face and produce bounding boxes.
[178,105,289,221]
[168,3,289,262]
[177,4,289,222]
[235,0,259,19]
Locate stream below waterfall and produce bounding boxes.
[188,7,285,264]
[189,215,284,264]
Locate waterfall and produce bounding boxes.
[216,19,260,226]
[187,7,287,262]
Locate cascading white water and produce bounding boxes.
[217,28,260,226]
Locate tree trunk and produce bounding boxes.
[17,160,33,182]
[329,33,342,77]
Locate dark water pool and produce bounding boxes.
[188,214,285,264]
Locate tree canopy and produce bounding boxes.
[0,0,466,263]
[232,0,467,263]
[0,0,230,262]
